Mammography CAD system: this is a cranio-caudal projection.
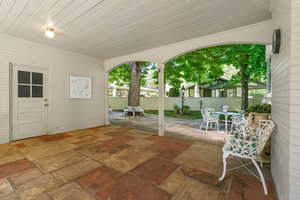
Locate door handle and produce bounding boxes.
[44,104,49,107]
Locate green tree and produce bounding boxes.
[108,62,154,106]
[219,44,267,109]
[108,64,131,86]
[165,47,225,96]
[165,44,266,109]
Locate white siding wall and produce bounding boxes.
[0,33,105,144]
[272,0,300,199]
[271,0,295,199]
[290,1,300,199]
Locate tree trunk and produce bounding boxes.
[240,64,249,110]
[128,62,142,106]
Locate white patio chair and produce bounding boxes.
[219,120,275,195]
[200,108,220,133]
[230,111,248,131]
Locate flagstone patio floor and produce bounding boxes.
[0,125,277,200]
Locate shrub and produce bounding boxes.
[169,87,180,97]
[247,104,271,114]
[173,104,180,113]
[183,105,190,111]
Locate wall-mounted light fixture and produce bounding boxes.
[272,29,281,54]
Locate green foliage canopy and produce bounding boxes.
[218,44,267,86]
[108,62,154,86]
[164,46,225,89]
[108,44,267,93]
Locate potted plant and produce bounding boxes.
[183,105,190,114]
[247,104,271,127]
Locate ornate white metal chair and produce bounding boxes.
[124,106,144,117]
[219,120,275,195]
[124,106,133,117]
[230,111,248,131]
[135,106,145,115]
[200,108,220,133]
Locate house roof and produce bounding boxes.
[206,80,266,89]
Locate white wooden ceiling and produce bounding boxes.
[0,0,271,59]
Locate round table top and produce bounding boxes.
[214,111,241,115]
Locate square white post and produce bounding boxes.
[158,62,165,136]
[104,72,110,125]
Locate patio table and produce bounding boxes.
[214,111,240,132]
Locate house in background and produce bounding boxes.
[186,78,267,98]
[109,84,159,97]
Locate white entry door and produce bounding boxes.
[12,65,48,141]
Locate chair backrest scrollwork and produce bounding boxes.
[257,120,276,155]
[228,119,275,159]
[202,108,218,121]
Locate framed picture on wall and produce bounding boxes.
[69,75,92,99]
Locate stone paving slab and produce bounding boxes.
[16,174,60,200]
[24,141,75,161]
[52,158,101,183]
[34,150,85,172]
[0,159,34,179]
[9,168,43,186]
[0,178,14,198]
[49,182,94,200]
[78,166,121,199]
[103,147,156,173]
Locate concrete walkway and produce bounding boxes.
[109,112,228,144]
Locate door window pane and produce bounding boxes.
[18,85,30,97]
[32,86,43,97]
[18,71,30,84]
[32,72,43,85]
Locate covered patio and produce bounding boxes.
[0,0,298,200]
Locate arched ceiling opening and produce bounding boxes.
[104,21,272,71]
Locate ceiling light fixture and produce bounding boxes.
[45,27,55,39]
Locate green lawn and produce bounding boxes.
[145,110,202,120]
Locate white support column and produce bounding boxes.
[104,72,110,125]
[158,62,165,136]
[194,83,199,97]
[112,86,117,97]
